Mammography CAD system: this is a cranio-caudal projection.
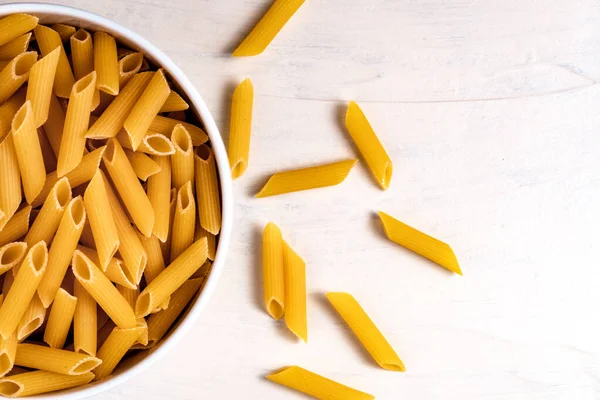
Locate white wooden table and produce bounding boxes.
[11,0,600,398]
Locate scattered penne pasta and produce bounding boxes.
[283,241,307,342]
[262,222,284,319]
[228,78,253,179]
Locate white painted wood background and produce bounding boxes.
[10,0,600,398]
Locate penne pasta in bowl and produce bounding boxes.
[0,3,232,399]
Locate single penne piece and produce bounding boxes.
[26,47,60,127]
[42,93,64,157]
[345,101,393,189]
[117,130,175,156]
[76,245,136,290]
[70,29,100,112]
[50,24,76,42]
[94,32,119,95]
[233,0,305,57]
[0,370,94,397]
[0,242,27,276]
[24,177,71,246]
[118,52,143,89]
[86,72,153,139]
[123,70,170,150]
[0,241,48,340]
[44,288,77,349]
[72,250,137,329]
[123,148,161,181]
[136,232,166,285]
[37,127,57,172]
[37,197,86,308]
[0,86,27,139]
[0,134,22,230]
[32,146,105,208]
[11,101,46,203]
[159,91,189,113]
[0,14,38,47]
[135,237,207,317]
[266,366,375,400]
[0,294,17,378]
[160,188,177,262]
[147,155,171,241]
[16,294,46,341]
[170,181,196,262]
[327,292,405,371]
[33,25,75,98]
[103,138,155,237]
[15,343,101,376]
[228,78,253,179]
[194,145,222,234]
[283,241,307,342]
[56,71,96,177]
[0,33,31,61]
[0,206,32,247]
[256,159,357,198]
[170,124,194,189]
[146,278,202,346]
[378,211,462,274]
[194,225,216,261]
[0,52,36,104]
[84,171,119,270]
[73,279,97,356]
[116,285,139,309]
[263,222,284,319]
[93,322,145,380]
[150,116,208,146]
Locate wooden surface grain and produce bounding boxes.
[8,0,600,398]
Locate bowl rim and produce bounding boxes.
[0,3,233,399]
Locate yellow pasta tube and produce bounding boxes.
[150,116,208,146]
[171,124,194,189]
[0,241,47,340]
[170,181,196,262]
[159,91,189,113]
[15,343,101,376]
[73,279,97,356]
[0,294,17,379]
[233,0,305,57]
[117,130,175,156]
[0,206,32,247]
[0,87,26,139]
[283,241,307,342]
[56,71,96,177]
[37,126,57,172]
[123,148,161,181]
[37,197,86,308]
[378,211,462,275]
[160,188,177,261]
[50,24,76,42]
[70,29,94,79]
[118,52,143,89]
[136,232,166,285]
[0,14,38,47]
[194,225,216,261]
[26,47,60,127]
[194,145,221,234]
[103,138,155,237]
[24,177,71,246]
[33,25,75,98]
[0,370,94,398]
[93,322,145,380]
[345,101,393,189]
[267,366,375,400]
[327,292,405,372]
[76,245,136,290]
[0,134,21,230]
[44,288,77,349]
[83,171,119,270]
[135,237,207,317]
[0,242,27,276]
[228,78,253,179]
[94,32,119,95]
[0,51,36,104]
[263,222,284,319]
[123,70,170,150]
[256,159,356,198]
[42,92,64,156]
[148,155,171,241]
[0,33,31,61]
[16,294,46,341]
[72,250,137,329]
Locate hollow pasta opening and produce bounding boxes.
[72,253,91,281]
[0,354,12,378]
[172,127,192,153]
[55,179,71,208]
[145,135,173,154]
[11,102,30,132]
[135,293,151,317]
[73,72,96,94]
[13,53,36,77]
[72,29,90,42]
[231,160,247,179]
[0,244,25,266]
[30,243,47,273]
[195,145,211,161]
[18,317,43,340]
[120,52,143,74]
[72,358,101,375]
[0,381,20,397]
[104,139,117,163]
[69,198,86,227]
[179,183,192,210]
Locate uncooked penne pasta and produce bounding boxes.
[194,145,221,234]
[94,32,119,95]
[378,211,462,275]
[0,370,94,397]
[123,148,161,181]
[0,14,38,47]
[77,245,136,290]
[118,52,143,89]
[34,25,75,98]
[26,47,60,127]
[73,279,97,356]
[267,366,375,400]
[159,90,189,113]
[24,177,71,246]
[327,292,405,371]
[0,87,26,139]
[56,71,96,177]
[345,101,393,190]
[0,241,48,340]
[11,101,46,204]
[170,181,196,262]
[136,232,166,285]
[0,33,31,61]
[15,343,101,377]
[233,0,305,57]
[117,130,175,156]
[42,93,64,157]
[263,222,284,319]
[0,242,27,276]
[171,124,194,189]
[148,155,171,241]
[50,24,76,42]
[256,159,357,198]
[150,116,208,146]
[37,197,86,308]
[16,294,46,341]
[0,206,32,247]
[93,322,145,380]
[135,237,207,317]
[117,285,139,309]
[123,70,170,150]
[0,294,17,378]
[160,188,177,262]
[0,134,21,230]
[0,52,37,107]
[37,127,57,172]
[44,288,77,349]
[283,241,307,342]
[194,225,216,261]
[70,29,101,112]
[228,78,253,179]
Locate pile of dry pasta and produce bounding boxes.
[0,13,220,398]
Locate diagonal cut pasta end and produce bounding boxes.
[266,297,284,320]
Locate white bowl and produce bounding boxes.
[0,3,233,399]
